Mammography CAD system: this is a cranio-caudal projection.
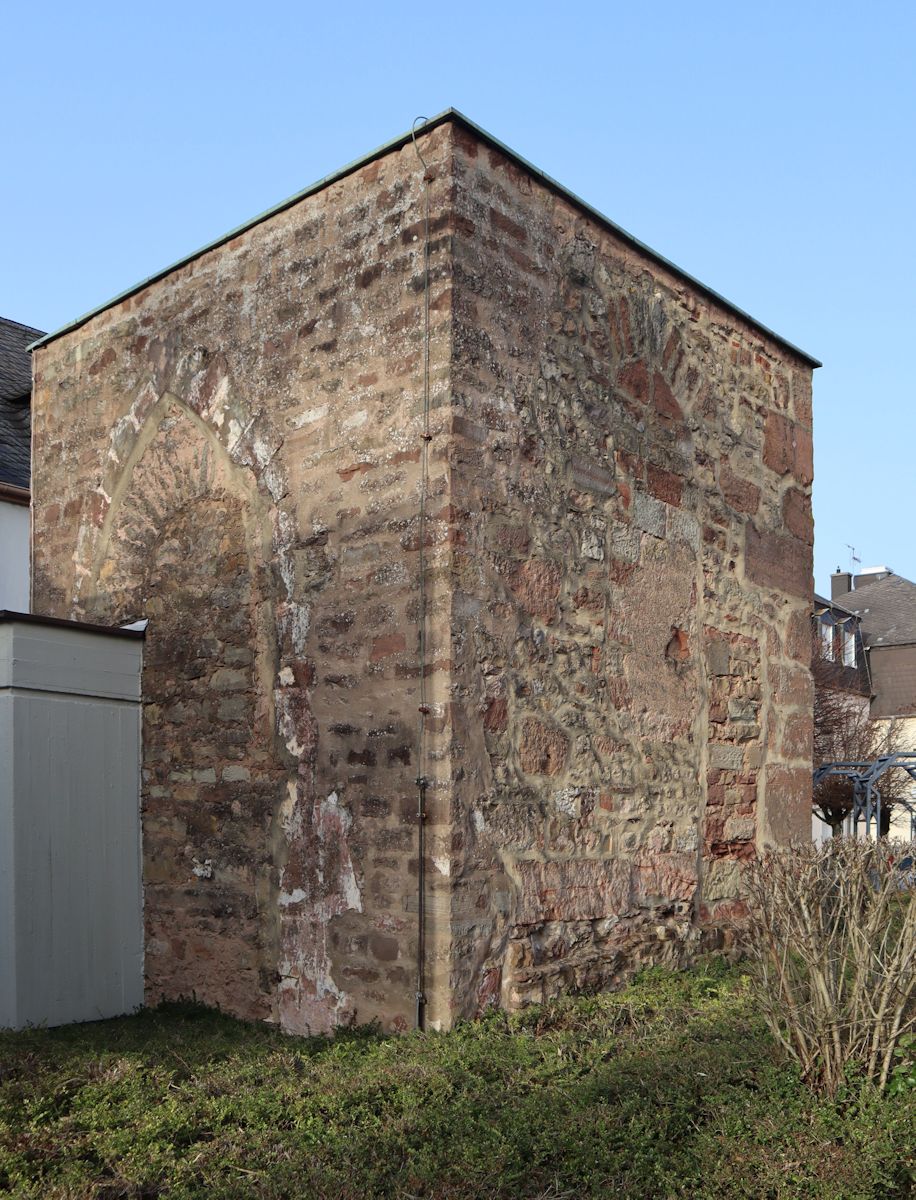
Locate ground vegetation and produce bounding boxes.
[1,963,913,1199]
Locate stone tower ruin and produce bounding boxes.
[30,111,817,1033]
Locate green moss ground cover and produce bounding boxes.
[0,962,913,1199]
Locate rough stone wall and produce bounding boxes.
[31,124,458,1033]
[29,115,814,1032]
[443,128,814,1018]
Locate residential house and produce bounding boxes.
[0,317,42,611]
[811,593,872,840]
[827,567,916,837]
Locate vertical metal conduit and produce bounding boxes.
[411,117,433,1031]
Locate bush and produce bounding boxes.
[746,837,916,1095]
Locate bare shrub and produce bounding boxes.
[746,837,916,1094]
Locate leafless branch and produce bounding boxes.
[745,839,916,1095]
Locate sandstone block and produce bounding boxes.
[763,411,813,485]
[515,859,631,924]
[647,463,683,507]
[632,492,666,538]
[719,462,760,514]
[708,743,744,771]
[519,718,569,776]
[509,559,563,623]
[222,765,251,782]
[764,764,813,843]
[782,487,814,545]
[745,524,811,599]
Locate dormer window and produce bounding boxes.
[820,618,835,661]
[841,625,856,667]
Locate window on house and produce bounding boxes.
[820,618,834,661]
[842,625,856,667]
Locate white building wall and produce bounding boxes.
[879,714,916,840]
[0,617,144,1029]
[0,500,29,611]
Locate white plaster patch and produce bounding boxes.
[274,510,297,598]
[275,786,363,1034]
[290,602,310,655]
[252,435,274,469]
[341,866,362,913]
[632,492,667,538]
[319,791,363,913]
[279,666,295,686]
[433,855,451,877]
[279,610,309,662]
[280,780,298,818]
[291,404,329,429]
[205,375,230,427]
[342,409,368,431]
[263,462,286,503]
[107,419,133,463]
[277,555,295,599]
[226,417,243,451]
[226,416,255,456]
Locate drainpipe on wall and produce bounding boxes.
[412,117,433,1032]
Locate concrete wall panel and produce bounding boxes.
[0,619,143,1029]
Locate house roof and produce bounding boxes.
[0,317,42,403]
[0,317,43,491]
[833,573,916,648]
[814,593,860,620]
[29,109,820,369]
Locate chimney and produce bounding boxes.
[854,566,891,588]
[831,570,852,599]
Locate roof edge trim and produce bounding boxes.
[0,610,145,638]
[29,108,821,367]
[813,593,861,619]
[0,482,30,507]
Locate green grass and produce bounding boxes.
[0,961,914,1199]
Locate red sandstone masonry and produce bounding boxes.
[444,127,814,1016]
[29,115,815,1033]
[32,124,459,1034]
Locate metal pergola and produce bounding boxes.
[813,752,916,840]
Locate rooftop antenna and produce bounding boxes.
[846,544,861,574]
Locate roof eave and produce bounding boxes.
[0,481,30,506]
[814,593,860,618]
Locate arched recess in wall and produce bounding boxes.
[83,398,284,1019]
[70,354,362,1034]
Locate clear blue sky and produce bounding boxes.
[4,1,914,595]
